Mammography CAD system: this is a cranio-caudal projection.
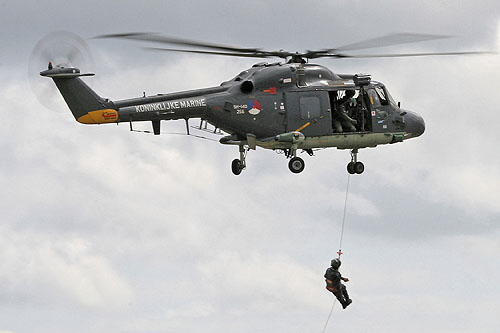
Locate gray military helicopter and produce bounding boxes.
[37,32,492,175]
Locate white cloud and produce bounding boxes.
[0,226,133,308]
[164,301,215,319]
[365,51,500,216]
[198,251,324,312]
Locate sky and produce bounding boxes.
[1,1,500,332]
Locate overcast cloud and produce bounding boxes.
[1,1,500,332]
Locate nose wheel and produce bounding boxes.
[347,149,364,174]
[231,159,243,175]
[347,161,364,174]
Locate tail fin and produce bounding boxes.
[40,66,118,124]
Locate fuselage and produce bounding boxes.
[108,62,424,151]
[41,61,425,153]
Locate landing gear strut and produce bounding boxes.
[231,144,247,175]
[347,149,364,174]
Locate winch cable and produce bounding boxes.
[338,174,351,259]
[322,300,337,333]
[322,174,351,333]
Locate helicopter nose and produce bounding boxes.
[405,110,425,138]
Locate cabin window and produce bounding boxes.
[299,96,321,119]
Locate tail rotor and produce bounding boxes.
[29,31,95,112]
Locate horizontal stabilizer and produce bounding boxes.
[40,66,94,79]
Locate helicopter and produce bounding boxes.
[37,32,493,175]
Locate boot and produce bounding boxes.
[342,299,353,309]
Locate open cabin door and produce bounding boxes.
[285,91,332,136]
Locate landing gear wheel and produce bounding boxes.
[347,162,356,174]
[353,161,364,174]
[347,149,364,174]
[231,159,243,175]
[288,157,305,174]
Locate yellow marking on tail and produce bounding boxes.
[77,109,118,124]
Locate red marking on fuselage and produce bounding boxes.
[264,87,277,95]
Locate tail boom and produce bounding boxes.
[41,66,228,127]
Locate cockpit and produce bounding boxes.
[365,83,398,109]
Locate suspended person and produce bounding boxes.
[324,258,352,309]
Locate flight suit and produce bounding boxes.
[333,104,358,133]
[324,267,351,308]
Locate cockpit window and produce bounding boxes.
[367,89,381,107]
[374,86,389,106]
[385,88,398,108]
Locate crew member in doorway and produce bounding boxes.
[333,90,357,133]
[324,258,353,309]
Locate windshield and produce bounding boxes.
[374,86,389,106]
[368,85,398,108]
[382,86,398,107]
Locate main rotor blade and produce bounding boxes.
[95,32,263,54]
[94,32,495,62]
[330,33,453,52]
[144,47,273,58]
[327,50,498,58]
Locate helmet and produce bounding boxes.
[331,258,341,269]
[346,90,355,98]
